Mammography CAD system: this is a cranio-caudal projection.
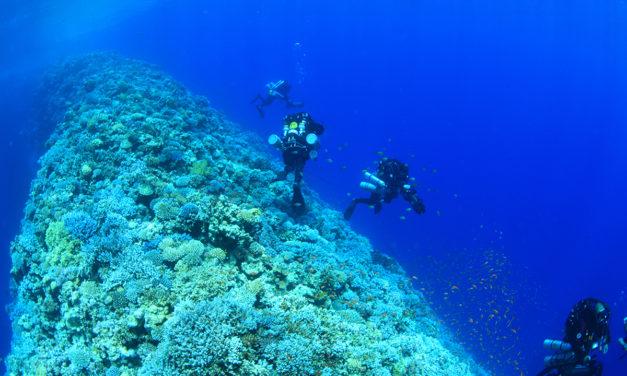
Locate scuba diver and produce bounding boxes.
[619,317,627,359]
[250,80,304,118]
[344,158,425,220]
[537,298,610,376]
[268,112,323,213]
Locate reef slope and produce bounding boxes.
[7,53,488,376]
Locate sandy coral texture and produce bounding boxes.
[6,53,489,376]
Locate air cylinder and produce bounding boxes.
[544,352,576,368]
[543,339,572,352]
[359,182,378,193]
[364,172,386,188]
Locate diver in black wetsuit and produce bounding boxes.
[619,316,627,359]
[268,112,323,213]
[250,80,304,118]
[565,298,610,363]
[344,158,425,220]
[537,298,610,376]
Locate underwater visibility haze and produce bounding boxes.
[0,0,626,375]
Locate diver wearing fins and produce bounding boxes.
[269,112,323,213]
[344,158,425,220]
[537,298,610,376]
[250,80,304,118]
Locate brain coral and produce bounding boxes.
[6,53,490,376]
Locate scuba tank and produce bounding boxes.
[306,133,317,145]
[359,182,379,193]
[364,171,386,188]
[543,339,572,352]
[359,171,386,194]
[544,352,576,368]
[268,134,283,150]
[542,339,577,368]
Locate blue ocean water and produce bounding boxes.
[0,0,625,375]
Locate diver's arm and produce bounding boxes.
[402,185,425,214]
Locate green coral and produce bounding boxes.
[237,208,262,224]
[159,238,204,263]
[44,221,82,266]
[190,159,211,176]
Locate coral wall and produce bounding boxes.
[7,53,488,376]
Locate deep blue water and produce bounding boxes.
[1,0,626,374]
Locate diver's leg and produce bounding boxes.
[293,161,304,184]
[365,194,383,214]
[250,93,263,104]
[292,183,305,208]
[344,195,379,220]
[279,153,300,180]
[256,96,276,117]
[291,160,306,208]
[262,96,276,106]
[273,161,293,182]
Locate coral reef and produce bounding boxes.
[7,53,489,376]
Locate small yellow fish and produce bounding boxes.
[410,154,415,158]
[346,192,352,196]
[376,151,384,156]
[399,216,406,220]
[405,207,412,212]
[326,158,333,163]
[436,210,442,216]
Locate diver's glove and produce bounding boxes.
[402,185,426,214]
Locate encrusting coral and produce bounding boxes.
[7,53,489,376]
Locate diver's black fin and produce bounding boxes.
[344,201,357,220]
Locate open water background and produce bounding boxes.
[1,1,626,374]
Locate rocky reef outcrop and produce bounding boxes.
[7,53,488,376]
